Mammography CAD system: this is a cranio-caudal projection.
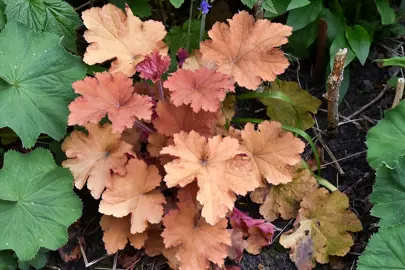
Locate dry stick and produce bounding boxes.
[392,77,405,108]
[347,85,389,120]
[253,0,264,20]
[325,48,348,135]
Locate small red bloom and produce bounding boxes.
[136,50,171,82]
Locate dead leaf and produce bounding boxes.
[227,229,247,263]
[280,188,363,268]
[250,168,318,221]
[200,11,292,89]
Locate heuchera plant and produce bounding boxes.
[0,2,363,269]
[55,4,362,269]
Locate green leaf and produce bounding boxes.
[241,0,256,8]
[339,67,350,103]
[86,64,108,76]
[374,0,395,25]
[358,226,405,270]
[322,8,346,42]
[387,75,400,88]
[0,22,86,148]
[165,20,203,72]
[366,100,405,169]
[262,0,290,14]
[287,0,310,11]
[259,80,322,130]
[345,25,370,65]
[4,0,82,52]
[371,156,405,226]
[288,20,318,57]
[18,248,47,270]
[0,0,5,31]
[286,0,322,31]
[329,33,356,70]
[389,23,405,37]
[380,56,405,68]
[0,251,17,270]
[110,0,151,18]
[170,0,185,8]
[0,149,82,261]
[358,156,405,269]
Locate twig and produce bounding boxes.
[78,237,110,267]
[314,19,328,83]
[324,48,348,135]
[253,0,264,20]
[271,219,294,243]
[321,150,367,168]
[347,85,389,119]
[312,127,345,175]
[392,77,405,108]
[75,1,90,11]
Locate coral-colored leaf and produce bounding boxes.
[99,158,166,233]
[82,4,167,76]
[238,121,305,185]
[163,68,235,113]
[228,229,248,263]
[136,50,171,82]
[251,168,318,221]
[229,208,275,255]
[162,201,231,270]
[161,131,259,224]
[100,215,147,254]
[153,101,217,137]
[200,11,292,89]
[280,189,363,268]
[68,72,153,133]
[62,123,132,199]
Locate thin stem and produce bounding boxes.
[134,120,156,134]
[187,0,195,51]
[199,13,206,42]
[157,79,165,101]
[315,175,338,192]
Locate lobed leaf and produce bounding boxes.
[0,149,82,261]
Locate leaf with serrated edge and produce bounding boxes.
[0,149,82,261]
[0,22,85,148]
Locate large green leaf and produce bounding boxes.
[358,226,405,270]
[366,100,405,169]
[4,0,82,52]
[18,248,47,270]
[374,0,395,25]
[358,156,405,269]
[110,0,151,18]
[262,0,289,14]
[241,0,256,8]
[0,149,82,261]
[371,156,405,226]
[322,8,346,42]
[380,56,405,68]
[259,80,321,130]
[0,0,5,31]
[286,0,322,31]
[288,20,318,57]
[287,0,310,11]
[165,20,203,72]
[0,22,86,148]
[345,25,371,65]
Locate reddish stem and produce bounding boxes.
[134,119,156,134]
[157,79,165,101]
